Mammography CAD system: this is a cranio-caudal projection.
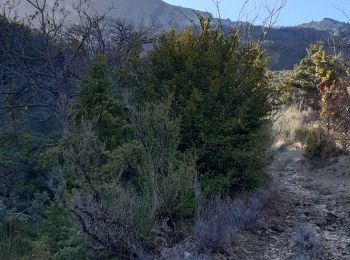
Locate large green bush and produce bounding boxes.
[120,18,272,195]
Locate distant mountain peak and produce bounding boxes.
[89,0,211,30]
[299,18,349,31]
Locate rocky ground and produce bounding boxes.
[230,145,350,259]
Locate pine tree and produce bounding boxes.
[283,42,344,109]
[72,55,129,149]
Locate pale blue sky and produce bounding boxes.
[163,0,350,26]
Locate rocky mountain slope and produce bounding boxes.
[299,18,350,32]
[11,0,350,70]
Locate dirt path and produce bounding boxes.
[258,145,350,259]
[162,145,350,259]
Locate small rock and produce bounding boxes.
[270,226,283,233]
[184,251,192,259]
[327,226,335,231]
[316,219,328,227]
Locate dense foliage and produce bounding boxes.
[275,42,350,157]
[0,16,275,259]
[120,18,272,195]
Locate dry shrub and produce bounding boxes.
[319,76,350,151]
[294,125,313,146]
[304,127,340,160]
[292,224,322,259]
[194,196,242,252]
[272,106,315,146]
[193,189,272,253]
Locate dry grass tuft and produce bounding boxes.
[272,106,316,149]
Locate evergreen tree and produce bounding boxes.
[33,203,89,260]
[72,55,130,149]
[282,42,344,109]
[120,18,272,195]
[0,88,50,216]
[0,124,52,259]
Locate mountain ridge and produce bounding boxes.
[298,18,350,31]
[11,0,350,70]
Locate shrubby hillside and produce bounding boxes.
[0,0,350,259]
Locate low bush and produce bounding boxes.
[193,189,272,253]
[0,235,32,260]
[292,224,322,259]
[243,197,263,231]
[272,106,315,146]
[304,127,340,160]
[294,126,313,146]
[194,196,243,252]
